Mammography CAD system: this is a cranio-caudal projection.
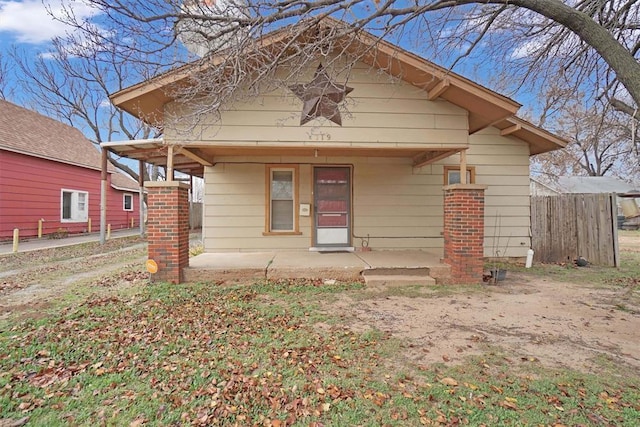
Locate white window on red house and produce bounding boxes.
[123,193,133,211]
[61,189,88,222]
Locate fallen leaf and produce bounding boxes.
[129,418,145,427]
[440,377,458,386]
[499,399,517,410]
[0,418,29,427]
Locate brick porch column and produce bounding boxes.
[145,181,190,283]
[443,184,488,284]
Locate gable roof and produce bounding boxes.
[110,171,141,191]
[112,18,523,135]
[0,99,139,192]
[108,17,566,175]
[0,99,105,170]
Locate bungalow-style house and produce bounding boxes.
[0,100,142,240]
[104,18,566,283]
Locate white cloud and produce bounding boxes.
[0,0,97,44]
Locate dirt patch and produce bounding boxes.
[619,231,640,252]
[329,273,640,373]
[0,246,147,321]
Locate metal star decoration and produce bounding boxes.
[289,64,354,126]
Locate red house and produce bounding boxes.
[0,100,141,240]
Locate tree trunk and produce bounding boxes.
[507,0,640,108]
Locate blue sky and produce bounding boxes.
[0,0,90,44]
[0,0,100,105]
[0,0,95,46]
[0,0,556,123]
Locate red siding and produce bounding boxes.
[0,150,140,240]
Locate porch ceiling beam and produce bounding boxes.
[500,124,522,136]
[139,155,169,164]
[427,79,450,101]
[107,147,164,157]
[174,161,203,169]
[176,147,214,166]
[412,147,465,168]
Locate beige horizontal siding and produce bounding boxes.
[202,127,532,256]
[480,175,530,186]
[467,128,532,257]
[164,62,468,148]
[195,127,468,145]
[203,157,445,251]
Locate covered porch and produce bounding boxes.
[102,138,486,285]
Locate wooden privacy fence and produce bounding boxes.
[531,194,619,266]
[190,202,203,229]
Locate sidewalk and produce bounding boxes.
[0,228,143,255]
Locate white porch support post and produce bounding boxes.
[167,145,174,182]
[99,148,108,244]
[139,159,145,236]
[460,149,468,185]
[189,174,194,231]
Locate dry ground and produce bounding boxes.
[0,238,149,322]
[331,275,639,373]
[1,232,639,375]
[328,231,640,374]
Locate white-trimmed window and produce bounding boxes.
[61,189,88,222]
[265,165,299,234]
[123,193,133,211]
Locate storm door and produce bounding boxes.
[313,167,351,247]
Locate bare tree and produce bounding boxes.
[0,52,12,100]
[49,0,640,119]
[532,101,640,181]
[10,39,162,181]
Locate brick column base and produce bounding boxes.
[443,184,488,284]
[145,181,190,283]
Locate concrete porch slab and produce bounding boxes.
[267,251,367,281]
[184,252,275,283]
[183,250,451,284]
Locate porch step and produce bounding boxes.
[362,267,437,287]
[363,274,436,287]
[363,264,451,285]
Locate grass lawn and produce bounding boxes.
[1,277,639,426]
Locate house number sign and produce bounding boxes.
[308,133,332,141]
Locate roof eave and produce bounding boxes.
[496,117,568,155]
